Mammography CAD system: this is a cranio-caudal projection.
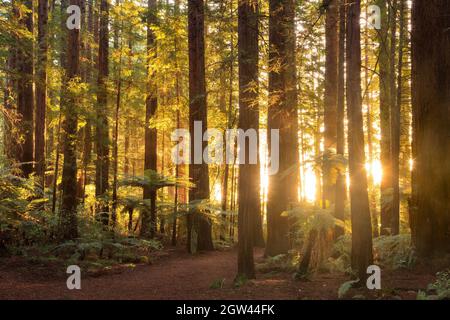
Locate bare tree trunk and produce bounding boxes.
[411,0,450,256]
[16,0,34,177]
[323,0,339,206]
[377,0,392,236]
[364,5,378,238]
[60,0,81,240]
[141,0,158,238]
[111,1,123,229]
[35,0,49,187]
[52,0,68,215]
[391,0,405,236]
[187,0,214,252]
[237,0,259,279]
[334,0,346,238]
[346,0,373,282]
[95,0,110,225]
[266,0,299,257]
[79,0,94,203]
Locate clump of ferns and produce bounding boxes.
[283,203,345,279]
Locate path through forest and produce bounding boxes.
[0,248,434,300]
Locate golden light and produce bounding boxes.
[213,183,222,203]
[303,166,317,202]
[366,160,382,185]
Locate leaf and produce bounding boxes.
[338,280,359,299]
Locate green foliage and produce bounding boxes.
[285,203,344,274]
[210,278,226,289]
[325,235,353,274]
[417,269,450,300]
[338,280,359,299]
[0,167,54,247]
[119,170,192,190]
[284,203,345,238]
[21,236,161,271]
[257,253,298,274]
[373,235,416,269]
[326,234,416,274]
[233,274,248,288]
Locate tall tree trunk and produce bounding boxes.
[52,0,69,214]
[411,0,450,256]
[323,0,339,206]
[376,0,392,235]
[95,0,110,225]
[237,0,259,279]
[346,0,373,282]
[364,5,378,238]
[16,0,34,177]
[391,0,405,236]
[171,0,181,246]
[141,0,158,238]
[79,0,93,202]
[60,0,81,240]
[111,0,122,229]
[387,0,398,235]
[187,0,214,252]
[266,0,299,257]
[35,0,49,187]
[334,0,346,238]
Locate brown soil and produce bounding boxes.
[0,248,436,300]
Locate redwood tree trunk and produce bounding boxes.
[95,0,110,225]
[411,0,450,256]
[187,0,214,252]
[16,0,34,177]
[334,0,346,238]
[35,0,49,187]
[266,0,299,257]
[391,0,405,236]
[346,0,373,282]
[237,0,259,279]
[376,0,392,236]
[60,0,81,240]
[323,0,339,206]
[142,0,158,239]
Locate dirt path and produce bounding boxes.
[0,248,297,300]
[0,248,434,300]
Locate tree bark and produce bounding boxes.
[346,0,373,282]
[323,0,339,206]
[265,0,299,257]
[187,0,214,252]
[111,0,122,229]
[35,0,49,187]
[391,0,405,236]
[60,0,81,240]
[95,0,110,225]
[237,0,259,279]
[141,0,158,238]
[411,0,450,256]
[16,0,34,177]
[376,0,392,236]
[171,0,181,246]
[334,0,346,238]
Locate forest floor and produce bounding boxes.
[0,247,437,300]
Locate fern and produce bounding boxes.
[417,269,450,300]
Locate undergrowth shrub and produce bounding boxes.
[417,269,450,300]
[256,252,298,274]
[20,236,162,273]
[326,234,416,273]
[373,235,416,269]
